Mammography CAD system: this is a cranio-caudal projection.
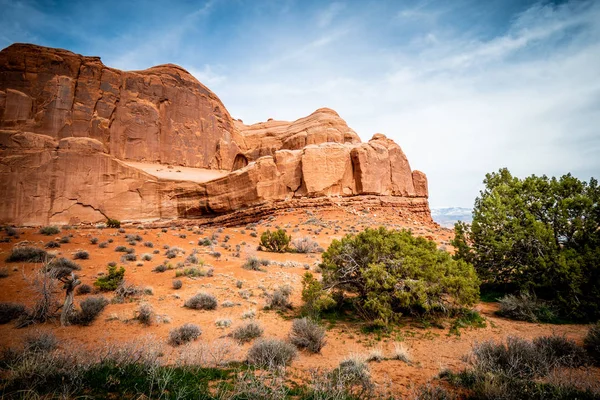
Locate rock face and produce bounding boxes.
[0,44,431,226]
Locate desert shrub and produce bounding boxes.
[532,334,586,368]
[115,245,128,252]
[169,323,201,346]
[175,267,206,277]
[4,226,17,236]
[135,303,154,325]
[452,169,600,321]
[23,331,58,352]
[265,285,293,310]
[16,269,59,328]
[121,253,137,262]
[141,253,152,261]
[448,309,487,336]
[468,335,586,380]
[6,246,49,263]
[153,264,167,273]
[233,321,264,344]
[242,309,256,319]
[90,237,99,244]
[199,237,212,246]
[39,226,60,235]
[45,257,81,281]
[45,240,60,248]
[125,234,143,242]
[497,292,555,322]
[94,265,125,291]
[301,272,335,318]
[291,237,323,253]
[289,318,326,353]
[73,250,89,260]
[329,354,373,396]
[185,292,218,310]
[0,267,8,278]
[106,218,121,228]
[215,318,232,329]
[143,241,153,248]
[242,256,263,271]
[98,241,108,248]
[59,235,70,244]
[113,282,142,299]
[70,296,108,325]
[411,384,455,400]
[247,338,297,368]
[172,279,183,289]
[584,322,600,365]
[0,302,26,324]
[321,227,479,323]
[392,342,411,363]
[260,229,291,252]
[76,284,92,295]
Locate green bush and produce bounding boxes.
[321,227,480,323]
[452,169,600,321]
[94,265,125,291]
[106,218,121,228]
[301,272,335,318]
[232,321,264,344]
[260,229,291,252]
[39,226,60,235]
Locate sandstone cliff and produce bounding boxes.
[0,44,430,226]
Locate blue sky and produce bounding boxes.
[1,0,599,208]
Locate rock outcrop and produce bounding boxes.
[0,44,431,226]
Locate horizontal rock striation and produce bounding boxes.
[1,44,431,226]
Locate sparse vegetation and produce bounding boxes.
[233,321,264,344]
[135,303,154,325]
[169,323,201,346]
[94,265,125,291]
[0,302,26,324]
[73,250,89,260]
[291,237,323,253]
[247,338,298,369]
[265,285,293,310]
[289,318,326,353]
[185,292,218,310]
[497,292,555,323]
[39,225,60,235]
[260,229,291,252]
[6,246,49,263]
[70,296,108,325]
[76,284,92,295]
[172,279,183,289]
[106,218,121,228]
[23,331,59,353]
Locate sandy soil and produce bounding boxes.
[0,208,596,396]
[124,161,229,182]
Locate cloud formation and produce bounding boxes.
[1,0,598,208]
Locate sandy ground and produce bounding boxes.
[0,208,596,396]
[124,161,229,182]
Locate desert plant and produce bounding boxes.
[98,241,108,248]
[242,256,263,271]
[114,281,143,299]
[321,227,479,323]
[247,338,297,369]
[0,267,9,278]
[301,272,335,318]
[0,302,26,324]
[45,240,60,248]
[533,334,586,368]
[289,318,326,353]
[106,218,121,228]
[115,245,128,252]
[90,237,99,244]
[70,296,108,325]
[39,225,60,235]
[94,265,125,291]
[260,229,291,252]
[135,303,154,325]
[59,235,71,244]
[265,285,293,310]
[121,253,137,262]
[169,323,201,346]
[76,284,92,295]
[23,331,58,352]
[141,253,152,261]
[329,354,373,397]
[73,250,89,260]
[185,292,218,310]
[215,318,232,329]
[291,236,323,253]
[366,347,384,362]
[17,269,59,327]
[392,342,411,363]
[497,292,555,322]
[242,309,256,319]
[584,322,600,365]
[6,246,49,263]
[233,321,264,344]
[172,279,183,289]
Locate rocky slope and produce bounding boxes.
[0,44,431,226]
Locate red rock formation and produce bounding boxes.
[0,44,431,226]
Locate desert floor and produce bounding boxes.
[0,207,596,396]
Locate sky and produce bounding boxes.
[1,0,599,208]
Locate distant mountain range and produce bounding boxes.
[431,207,473,228]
